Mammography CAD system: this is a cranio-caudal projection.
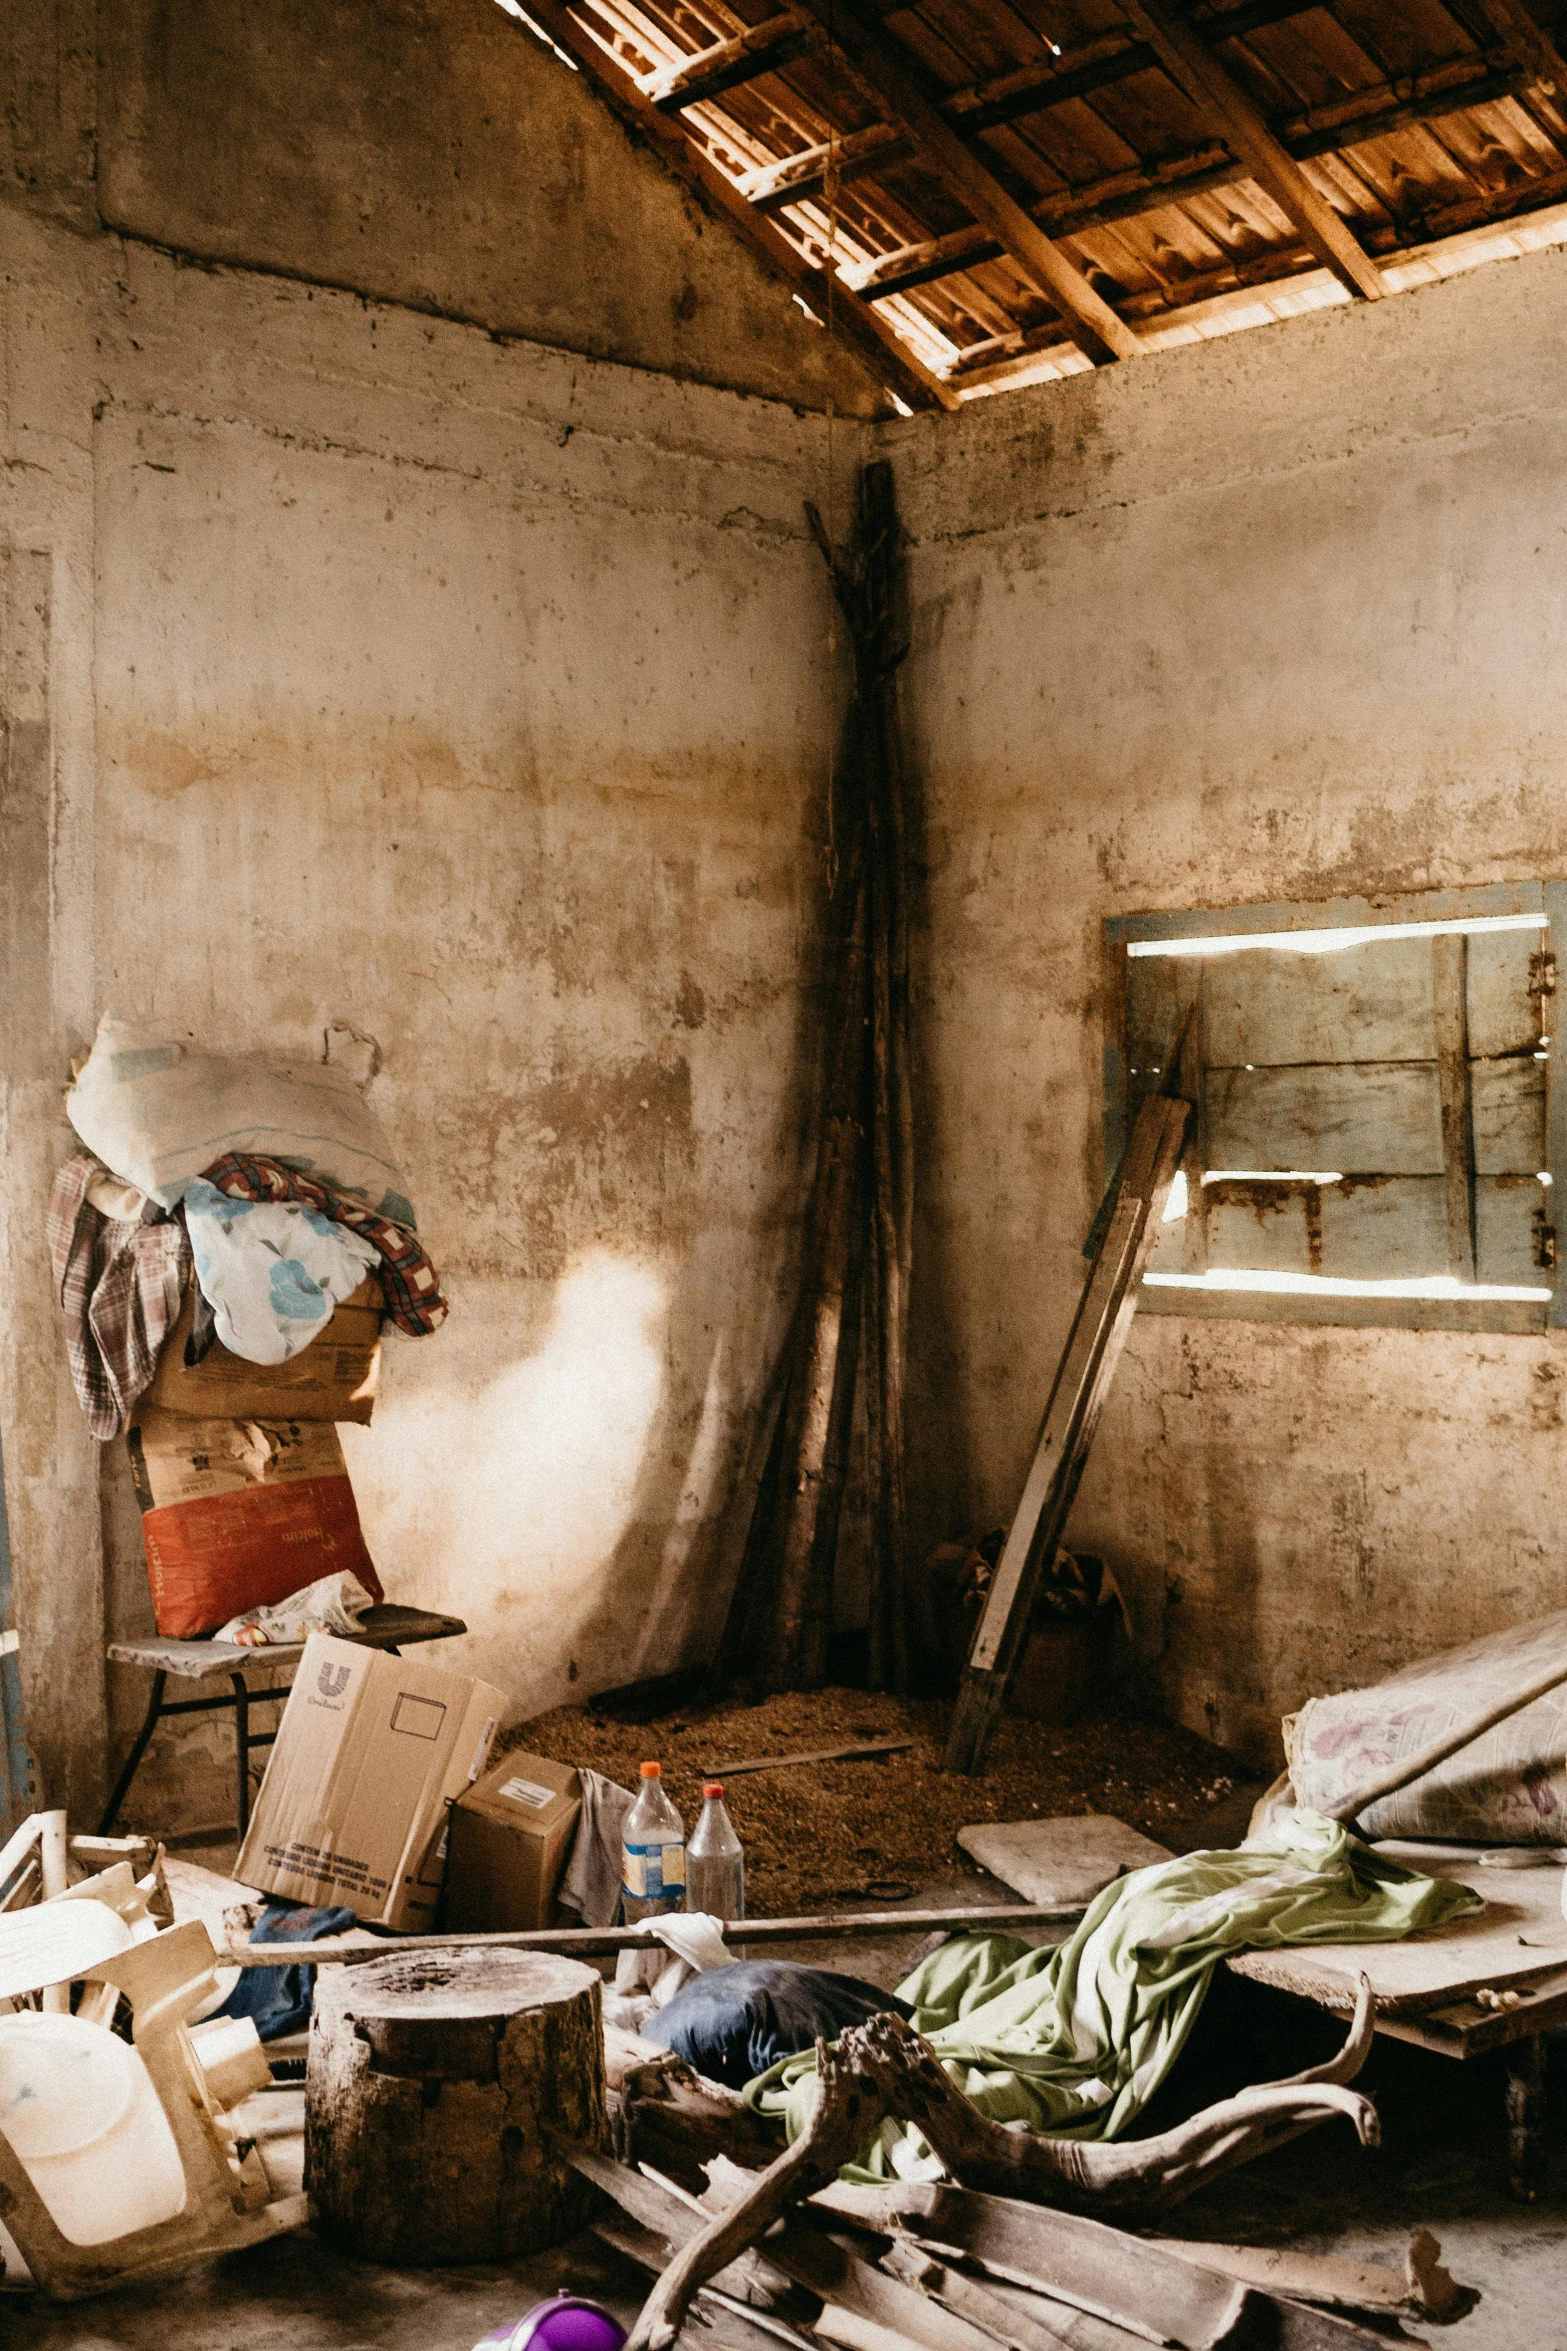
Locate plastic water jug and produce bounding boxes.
[621,1761,686,1922]
[0,2012,187,2244]
[686,1782,745,1921]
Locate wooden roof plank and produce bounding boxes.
[641,11,818,109]
[1119,0,1390,291]
[837,47,1519,300]
[792,0,1148,357]
[740,118,911,203]
[504,0,957,406]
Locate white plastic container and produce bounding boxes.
[0,2013,186,2245]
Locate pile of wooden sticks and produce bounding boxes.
[715,460,919,1695]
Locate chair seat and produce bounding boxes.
[107,1605,467,1681]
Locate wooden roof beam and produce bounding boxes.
[639,10,818,111]
[497,0,955,410]
[793,0,1145,363]
[844,148,1234,293]
[846,49,1527,304]
[739,120,910,209]
[941,0,1320,138]
[1459,0,1566,92]
[1119,0,1387,297]
[944,34,1155,134]
[1287,56,1529,153]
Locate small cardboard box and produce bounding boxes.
[236,1633,505,1930]
[146,1272,383,1424]
[446,1753,582,1932]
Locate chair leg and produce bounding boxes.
[232,1672,253,1839]
[98,1672,168,1834]
[1507,2034,1547,2201]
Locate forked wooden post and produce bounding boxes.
[943,1078,1191,1773]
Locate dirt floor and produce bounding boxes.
[509,1687,1262,1913]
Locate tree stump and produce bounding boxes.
[306,1950,609,2264]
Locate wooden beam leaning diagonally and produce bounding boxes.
[500,0,955,412]
[791,0,1144,364]
[1118,0,1387,300]
[942,1089,1190,1774]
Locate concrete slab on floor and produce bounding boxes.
[955,1813,1174,1906]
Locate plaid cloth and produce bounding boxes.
[48,1155,190,1440]
[199,1152,447,1335]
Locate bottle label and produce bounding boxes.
[623,1841,686,1899]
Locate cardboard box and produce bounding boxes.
[127,1407,383,1638]
[235,1633,505,1929]
[446,1753,582,1932]
[145,1273,383,1425]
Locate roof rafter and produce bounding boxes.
[1118,0,1388,297]
[639,9,817,111]
[939,0,1322,138]
[790,0,1145,363]
[739,120,909,210]
[502,0,957,409]
[843,50,1535,300]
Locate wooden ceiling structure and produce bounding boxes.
[511,0,1567,407]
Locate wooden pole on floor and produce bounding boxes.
[222,1898,1080,1967]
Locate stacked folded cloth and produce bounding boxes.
[48,1017,449,1642]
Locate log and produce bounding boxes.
[604,2024,783,2187]
[607,1995,1377,2351]
[819,1993,1376,2216]
[620,2029,895,2351]
[306,1949,609,2264]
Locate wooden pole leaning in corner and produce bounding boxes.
[859,460,918,1693]
[760,829,872,1688]
[716,458,920,1695]
[943,1056,1191,1774]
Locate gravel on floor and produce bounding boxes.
[506,1686,1260,1915]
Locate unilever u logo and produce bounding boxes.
[318,1662,351,1699]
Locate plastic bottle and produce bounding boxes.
[685,1781,745,1921]
[621,1762,686,1921]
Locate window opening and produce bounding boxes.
[1105,885,1563,1334]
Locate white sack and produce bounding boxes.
[67,1016,415,1221]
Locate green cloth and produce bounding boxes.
[744,1812,1480,2181]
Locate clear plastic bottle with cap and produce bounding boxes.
[620,1761,687,1922]
[685,1782,745,1921]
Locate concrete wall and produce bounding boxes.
[97,0,883,416]
[0,0,865,1823]
[887,246,1567,1768]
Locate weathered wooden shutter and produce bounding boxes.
[1129,923,1556,1297]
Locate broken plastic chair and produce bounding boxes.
[0,1917,308,2298]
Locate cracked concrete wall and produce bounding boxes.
[884,246,1567,1769]
[1,0,865,1825]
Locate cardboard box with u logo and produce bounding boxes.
[236,1633,505,1929]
